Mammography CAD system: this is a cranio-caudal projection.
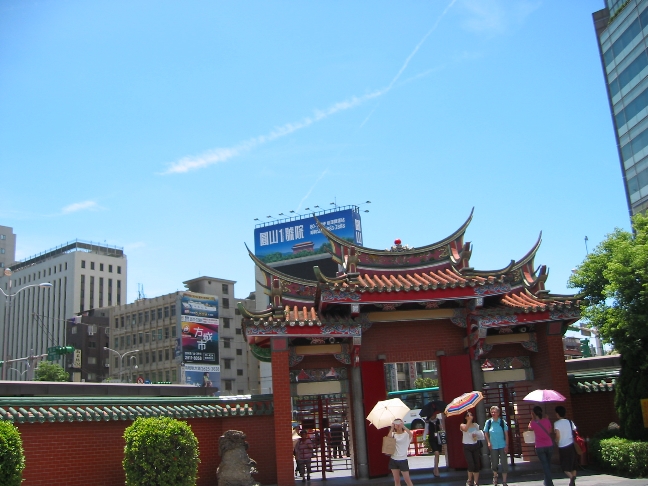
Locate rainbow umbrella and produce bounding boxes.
[444,391,484,417]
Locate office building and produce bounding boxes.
[0,240,127,379]
[0,225,16,269]
[103,276,260,393]
[594,0,648,215]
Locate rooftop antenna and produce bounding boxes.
[137,284,146,300]
[584,236,589,255]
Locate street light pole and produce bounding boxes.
[1,268,53,380]
[103,347,140,383]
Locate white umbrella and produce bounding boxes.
[366,398,411,429]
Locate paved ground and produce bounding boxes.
[291,454,648,486]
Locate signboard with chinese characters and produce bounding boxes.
[73,349,82,368]
[182,363,220,392]
[179,292,219,364]
[253,208,363,263]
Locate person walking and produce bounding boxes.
[529,406,554,486]
[386,419,414,486]
[294,429,314,482]
[460,410,481,486]
[426,413,443,477]
[330,421,344,459]
[484,406,509,486]
[554,406,579,486]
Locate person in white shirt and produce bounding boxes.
[386,419,414,486]
[554,406,578,486]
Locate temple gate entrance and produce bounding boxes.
[293,393,353,479]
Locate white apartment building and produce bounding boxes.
[103,276,260,394]
[0,225,16,269]
[0,240,127,379]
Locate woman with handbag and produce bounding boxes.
[554,406,578,486]
[386,419,414,486]
[528,406,554,486]
[460,410,481,486]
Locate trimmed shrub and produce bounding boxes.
[595,437,648,477]
[123,417,200,486]
[0,421,25,486]
[589,426,622,465]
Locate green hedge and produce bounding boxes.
[0,421,25,486]
[590,432,648,478]
[123,417,200,486]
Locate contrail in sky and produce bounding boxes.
[162,0,456,175]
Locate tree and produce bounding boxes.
[568,213,648,440]
[33,361,69,382]
[414,377,438,389]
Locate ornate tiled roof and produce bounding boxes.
[0,396,273,424]
[500,289,582,313]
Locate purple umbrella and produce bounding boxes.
[523,389,566,402]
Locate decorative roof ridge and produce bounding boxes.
[314,208,474,257]
[244,243,318,287]
[460,260,516,277]
[534,289,585,301]
[314,266,357,285]
[511,232,542,271]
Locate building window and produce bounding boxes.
[157,308,162,320]
[88,357,97,365]
[0,234,4,239]
[237,369,243,376]
[109,265,113,273]
[117,266,121,274]
[222,284,229,294]
[151,352,156,363]
[91,262,95,270]
[165,348,169,361]
[126,335,131,346]
[144,310,149,322]
[223,339,231,349]
[164,306,169,318]
[158,350,163,362]
[138,312,143,324]
[235,328,242,335]
[236,348,242,356]
[165,327,170,339]
[223,359,232,370]
[100,263,104,271]
[171,369,177,383]
[120,316,124,328]
[223,318,231,329]
[222,298,229,309]
[145,352,149,364]
[88,342,96,348]
[171,326,177,338]
[139,332,143,344]
[235,307,241,315]
[81,260,86,268]
[114,357,119,369]
[224,380,232,391]
[170,304,176,316]
[145,333,150,343]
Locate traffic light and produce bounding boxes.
[46,346,75,361]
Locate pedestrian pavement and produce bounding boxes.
[294,455,648,486]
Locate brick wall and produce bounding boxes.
[272,347,295,486]
[14,414,277,486]
[571,391,618,440]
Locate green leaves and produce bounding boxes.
[33,361,69,381]
[123,417,200,486]
[0,422,25,486]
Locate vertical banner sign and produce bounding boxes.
[180,292,220,388]
[641,398,648,428]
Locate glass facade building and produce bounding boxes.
[594,0,648,215]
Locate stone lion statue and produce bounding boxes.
[217,430,260,486]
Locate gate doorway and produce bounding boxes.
[482,383,535,465]
[293,394,353,480]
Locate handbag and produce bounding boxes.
[569,420,587,455]
[437,430,447,445]
[382,435,396,455]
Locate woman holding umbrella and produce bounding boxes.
[386,419,414,486]
[460,410,481,486]
[528,406,554,486]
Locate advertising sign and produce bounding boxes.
[183,363,220,391]
[253,208,363,263]
[180,292,219,364]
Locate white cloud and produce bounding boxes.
[61,200,98,214]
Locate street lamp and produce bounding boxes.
[103,347,140,383]
[128,355,139,383]
[8,366,29,380]
[1,267,53,380]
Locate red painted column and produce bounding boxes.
[271,339,295,486]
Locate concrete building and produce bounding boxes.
[0,240,127,379]
[594,0,648,216]
[0,225,16,269]
[65,312,111,382]
[103,276,260,393]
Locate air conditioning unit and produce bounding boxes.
[104,363,110,368]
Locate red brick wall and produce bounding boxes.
[272,347,295,486]
[571,391,618,440]
[14,414,277,486]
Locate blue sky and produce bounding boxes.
[0,0,627,313]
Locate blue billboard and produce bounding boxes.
[254,208,363,263]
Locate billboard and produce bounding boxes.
[179,292,219,364]
[183,363,220,392]
[253,208,363,264]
